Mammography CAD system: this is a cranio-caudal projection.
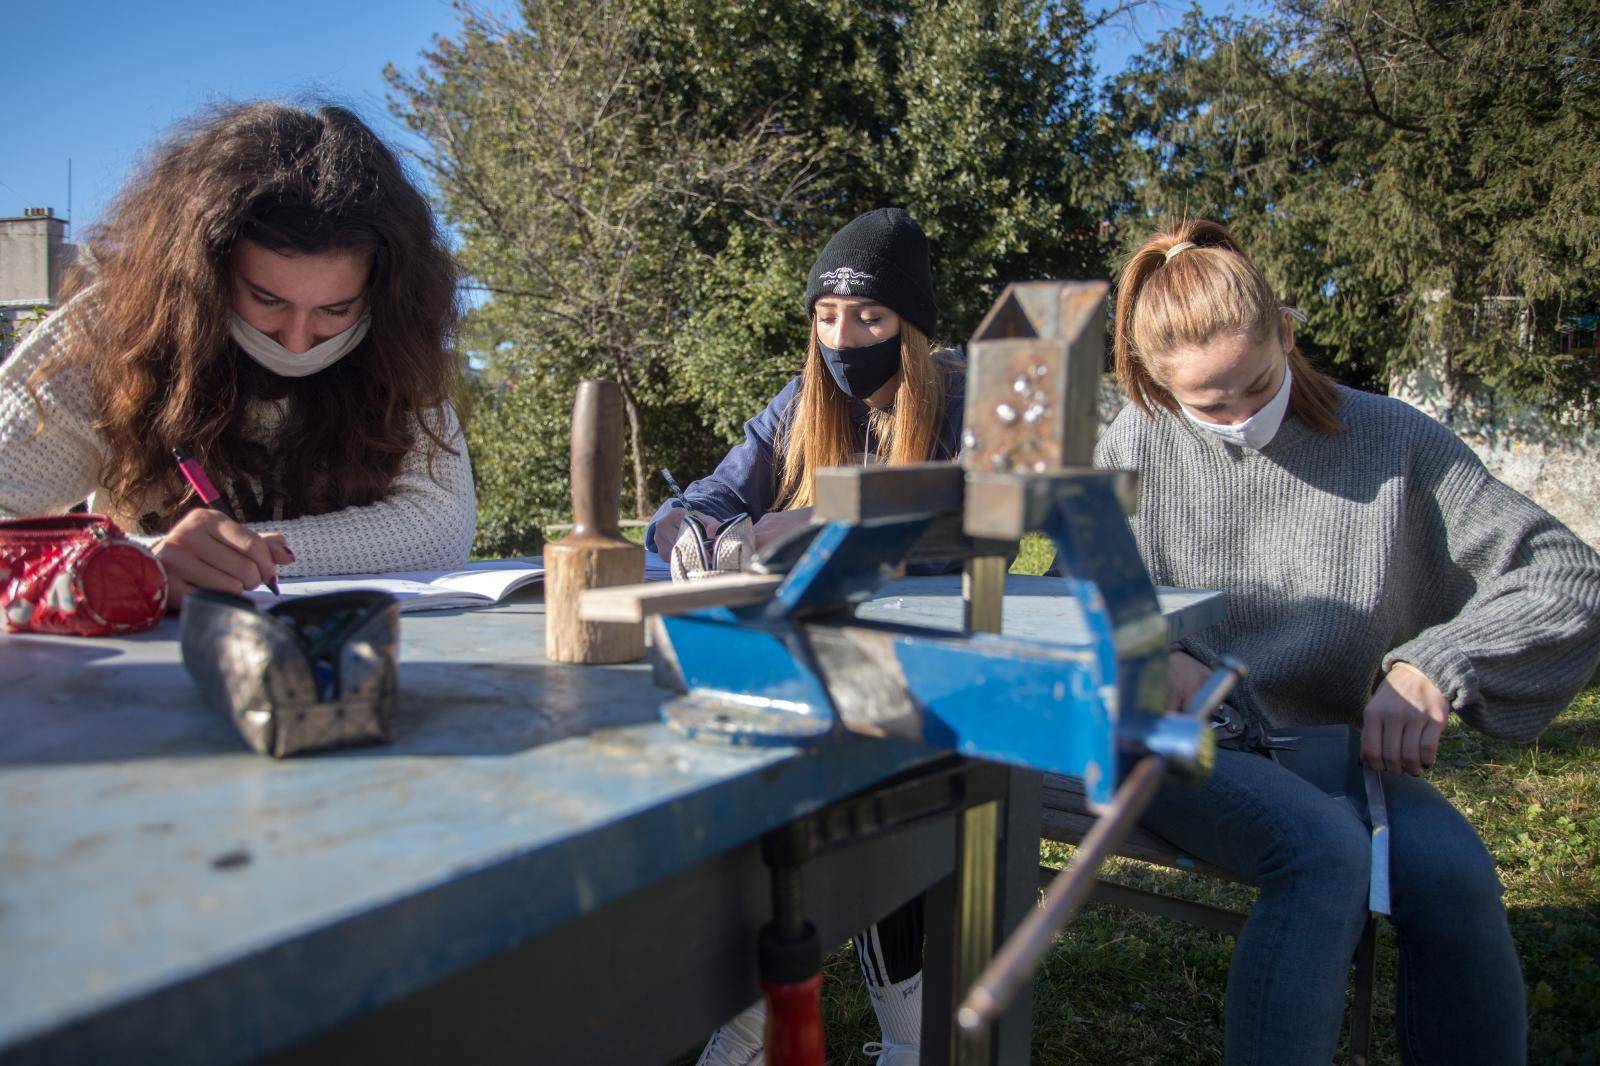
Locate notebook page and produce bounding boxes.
[427,559,545,599]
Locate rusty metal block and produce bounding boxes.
[964,469,1139,542]
[813,462,966,522]
[960,280,1110,476]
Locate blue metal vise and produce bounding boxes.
[651,463,1202,808]
[640,280,1218,808]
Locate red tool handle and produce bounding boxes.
[762,975,825,1066]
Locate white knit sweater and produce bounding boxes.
[0,302,476,577]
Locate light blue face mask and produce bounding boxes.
[230,314,371,378]
[1180,360,1294,450]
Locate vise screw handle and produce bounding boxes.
[956,657,1246,1033]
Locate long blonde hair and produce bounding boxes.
[1114,218,1343,435]
[775,322,946,509]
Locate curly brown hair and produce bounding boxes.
[43,101,460,530]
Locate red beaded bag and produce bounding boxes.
[0,515,168,636]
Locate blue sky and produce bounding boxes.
[2,1,1254,233]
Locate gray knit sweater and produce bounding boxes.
[1095,386,1600,742]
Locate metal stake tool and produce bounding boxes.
[957,658,1246,1030]
[951,278,1105,1060]
[950,800,1001,1064]
[951,549,1006,1063]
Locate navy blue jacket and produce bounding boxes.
[646,355,967,556]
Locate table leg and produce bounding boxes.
[991,768,1042,1064]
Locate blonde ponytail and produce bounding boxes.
[1114,219,1343,435]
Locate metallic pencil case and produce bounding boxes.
[180,589,401,758]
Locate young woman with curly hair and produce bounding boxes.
[0,101,474,604]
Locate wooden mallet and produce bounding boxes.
[545,379,645,664]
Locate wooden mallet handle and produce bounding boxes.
[570,379,621,538]
[545,380,645,664]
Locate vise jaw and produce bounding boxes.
[647,458,1188,807]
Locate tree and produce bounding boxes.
[1106,0,1600,415]
[391,0,1121,550]
[388,0,818,538]
[642,0,1120,438]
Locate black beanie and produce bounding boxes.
[805,207,938,339]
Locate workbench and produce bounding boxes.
[0,574,1222,1065]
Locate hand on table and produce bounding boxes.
[1166,649,1213,714]
[1362,661,1450,776]
[752,507,816,551]
[155,509,293,607]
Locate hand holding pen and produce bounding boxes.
[655,468,718,552]
[157,448,293,605]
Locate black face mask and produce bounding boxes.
[818,334,902,399]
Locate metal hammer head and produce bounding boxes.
[961,280,1110,474]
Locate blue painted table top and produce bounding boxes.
[862,575,1225,641]
[0,574,1221,1058]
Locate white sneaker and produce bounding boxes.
[863,1039,920,1064]
[697,998,766,1066]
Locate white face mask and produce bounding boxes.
[230,313,371,378]
[1180,360,1294,450]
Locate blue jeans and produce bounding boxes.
[1141,747,1526,1066]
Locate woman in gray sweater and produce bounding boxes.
[1097,219,1600,1065]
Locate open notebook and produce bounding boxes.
[247,559,546,613]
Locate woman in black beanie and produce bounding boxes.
[649,207,959,1066]
[646,207,962,566]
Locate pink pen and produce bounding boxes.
[172,447,280,594]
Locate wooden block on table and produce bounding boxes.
[547,536,644,664]
[579,573,784,624]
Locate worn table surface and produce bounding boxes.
[862,574,1225,641]
[0,573,1221,1061]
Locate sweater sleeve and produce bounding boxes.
[1382,426,1600,741]
[1091,412,1130,471]
[644,376,799,553]
[0,307,104,519]
[262,402,477,577]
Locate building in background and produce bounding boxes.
[1,207,75,361]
